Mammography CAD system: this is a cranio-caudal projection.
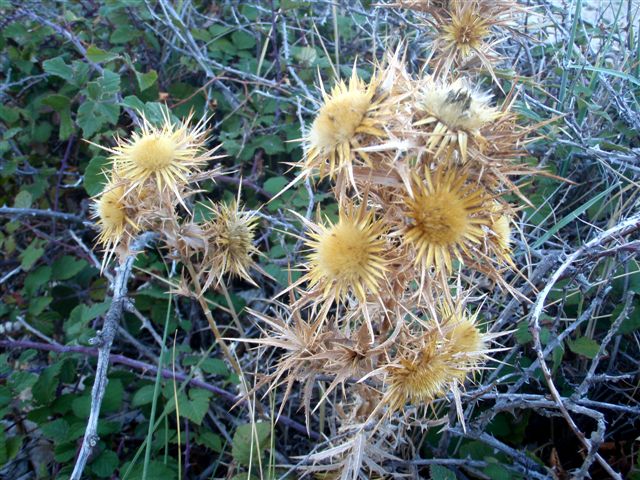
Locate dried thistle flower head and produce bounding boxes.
[401,165,490,273]
[303,66,388,183]
[202,198,259,288]
[103,109,221,197]
[439,1,492,62]
[383,302,497,412]
[489,204,512,257]
[415,78,499,161]
[92,184,140,264]
[299,203,388,305]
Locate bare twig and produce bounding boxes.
[529,212,640,480]
[0,338,319,440]
[0,206,91,227]
[70,234,153,480]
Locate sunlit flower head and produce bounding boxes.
[415,78,499,161]
[202,198,259,288]
[401,165,490,273]
[489,205,512,257]
[384,302,500,411]
[384,331,455,411]
[104,109,221,197]
[440,2,491,58]
[303,66,388,183]
[92,184,139,264]
[302,203,388,304]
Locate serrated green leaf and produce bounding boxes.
[28,296,52,316]
[51,255,87,280]
[135,69,157,91]
[43,56,73,81]
[13,190,32,208]
[19,241,44,271]
[40,418,70,441]
[83,155,111,195]
[86,45,119,63]
[32,362,62,405]
[568,337,600,359]
[430,465,456,480]
[131,385,156,407]
[23,265,51,295]
[232,422,271,466]
[90,449,119,478]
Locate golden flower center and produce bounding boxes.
[98,188,126,228]
[130,135,176,171]
[311,91,370,149]
[317,223,372,279]
[408,191,468,246]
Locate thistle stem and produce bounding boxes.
[184,262,242,377]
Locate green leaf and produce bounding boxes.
[40,418,70,441]
[86,45,119,63]
[43,94,71,111]
[32,362,62,404]
[483,462,512,480]
[23,265,51,295]
[232,422,271,466]
[254,134,284,155]
[102,379,124,412]
[43,56,73,81]
[568,337,600,359]
[83,155,111,195]
[231,31,256,50]
[90,449,119,478]
[13,190,32,208]
[176,389,212,425]
[263,176,288,195]
[196,431,223,452]
[515,321,533,344]
[77,100,119,137]
[28,296,52,316]
[135,69,158,91]
[131,385,156,407]
[430,465,456,480]
[51,255,87,280]
[19,241,44,271]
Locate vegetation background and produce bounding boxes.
[0,0,639,479]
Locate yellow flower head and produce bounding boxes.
[92,184,139,264]
[304,67,387,182]
[384,302,496,411]
[440,1,491,60]
[384,332,455,411]
[415,78,499,160]
[402,165,490,273]
[105,109,220,196]
[203,199,259,288]
[490,208,512,255]
[302,204,388,304]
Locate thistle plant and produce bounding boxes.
[91,110,261,376]
[246,2,542,476]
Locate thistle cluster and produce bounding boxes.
[254,4,536,475]
[91,109,260,288]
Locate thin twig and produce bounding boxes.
[529,212,640,480]
[0,338,318,440]
[70,234,153,480]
